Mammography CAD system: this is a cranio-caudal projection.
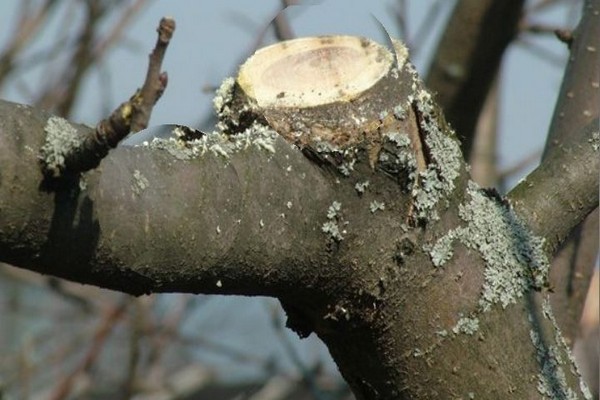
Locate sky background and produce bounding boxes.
[0,0,580,384]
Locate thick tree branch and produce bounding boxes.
[537,0,599,341]
[508,118,599,255]
[0,33,592,399]
[425,0,525,159]
[0,100,339,301]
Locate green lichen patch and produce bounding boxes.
[40,115,81,177]
[142,122,278,161]
[428,180,550,311]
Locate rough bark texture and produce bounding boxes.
[0,33,596,399]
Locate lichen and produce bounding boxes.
[541,298,593,399]
[452,316,479,335]
[141,122,278,160]
[131,169,149,195]
[316,141,358,177]
[409,88,462,221]
[322,221,343,241]
[393,104,406,120]
[354,180,370,195]
[326,201,342,219]
[322,201,345,241]
[590,131,599,151]
[428,180,550,311]
[529,312,582,400]
[40,116,81,177]
[369,200,385,213]
[213,77,235,118]
[379,131,418,183]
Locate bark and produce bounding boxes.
[540,0,600,342]
[0,33,596,400]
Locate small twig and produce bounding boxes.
[40,17,175,178]
[130,16,175,132]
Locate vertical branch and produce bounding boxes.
[542,0,599,342]
[425,0,525,159]
[129,17,175,132]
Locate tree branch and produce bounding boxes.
[39,17,173,178]
[425,0,525,159]
[508,117,599,255]
[0,99,338,300]
[539,0,600,341]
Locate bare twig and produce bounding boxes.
[40,17,175,178]
[130,16,175,132]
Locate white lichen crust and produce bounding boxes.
[529,302,589,400]
[409,85,462,221]
[590,131,599,151]
[40,116,81,177]
[369,200,385,213]
[539,298,593,399]
[213,77,235,130]
[429,181,550,311]
[452,316,479,336]
[141,122,278,161]
[322,201,345,241]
